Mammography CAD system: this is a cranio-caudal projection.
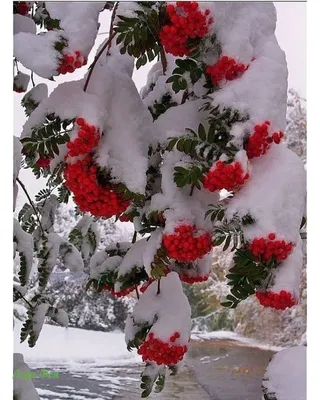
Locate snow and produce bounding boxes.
[62,243,84,273]
[50,309,69,328]
[14,136,22,210]
[129,272,192,344]
[205,2,288,139]
[191,330,285,353]
[21,80,105,139]
[14,322,140,366]
[13,353,40,400]
[117,239,147,277]
[152,99,209,144]
[89,251,122,280]
[87,52,152,194]
[142,229,163,275]
[14,71,30,91]
[22,83,48,105]
[262,346,306,400]
[46,3,102,56]
[14,31,63,79]
[14,218,34,285]
[271,236,303,299]
[32,303,51,343]
[226,145,306,243]
[40,195,59,232]
[14,14,36,35]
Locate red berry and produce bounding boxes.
[268,233,276,241]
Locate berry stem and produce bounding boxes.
[132,231,137,244]
[16,177,45,237]
[157,278,161,295]
[189,184,195,196]
[31,71,35,88]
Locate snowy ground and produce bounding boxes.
[14,322,141,367]
[14,322,283,367]
[14,322,287,399]
[190,331,285,352]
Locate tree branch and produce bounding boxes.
[14,289,34,309]
[83,2,118,92]
[16,177,45,237]
[107,2,119,56]
[83,32,116,92]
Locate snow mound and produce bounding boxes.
[262,346,306,400]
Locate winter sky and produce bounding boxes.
[13,2,306,207]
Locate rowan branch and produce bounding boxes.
[83,2,119,92]
[16,177,45,236]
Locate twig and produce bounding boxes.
[83,2,118,92]
[157,278,161,295]
[189,184,195,196]
[16,177,45,237]
[15,289,34,309]
[31,71,35,87]
[107,2,119,56]
[135,286,140,300]
[83,32,116,92]
[159,46,167,74]
[132,231,137,244]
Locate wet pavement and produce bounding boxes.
[31,339,274,400]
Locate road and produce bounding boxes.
[32,339,274,400]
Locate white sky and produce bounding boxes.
[14,2,307,208]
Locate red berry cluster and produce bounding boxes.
[64,155,130,218]
[248,233,294,262]
[102,283,135,298]
[36,157,52,168]
[138,332,187,365]
[159,2,213,57]
[246,121,284,159]
[16,2,31,16]
[58,51,87,75]
[163,224,212,262]
[203,161,249,192]
[256,290,296,310]
[180,274,209,284]
[66,118,100,157]
[206,56,248,86]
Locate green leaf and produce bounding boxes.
[190,68,202,83]
[172,80,180,94]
